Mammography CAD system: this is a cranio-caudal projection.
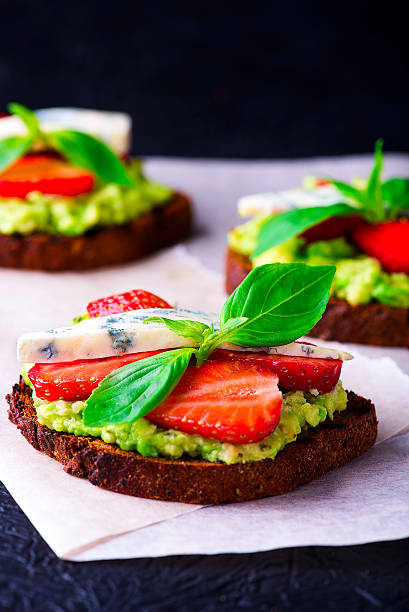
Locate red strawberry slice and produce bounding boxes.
[302,215,361,244]
[352,219,409,274]
[210,349,342,394]
[0,154,95,198]
[28,350,165,401]
[87,290,172,318]
[147,358,282,444]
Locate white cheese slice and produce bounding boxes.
[238,185,354,218]
[17,309,218,364]
[0,108,131,156]
[17,307,353,364]
[220,342,352,361]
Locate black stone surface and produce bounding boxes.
[1,481,408,611]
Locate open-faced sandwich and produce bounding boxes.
[7,263,377,504]
[0,104,192,270]
[227,142,409,346]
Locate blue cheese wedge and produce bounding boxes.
[17,308,353,364]
[238,185,355,218]
[220,342,352,361]
[0,108,131,156]
[17,309,218,364]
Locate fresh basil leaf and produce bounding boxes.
[144,316,210,344]
[328,179,366,205]
[365,139,384,204]
[217,317,249,335]
[382,178,409,212]
[46,130,133,186]
[196,317,248,364]
[144,316,249,364]
[70,312,90,325]
[0,136,33,173]
[8,102,40,139]
[84,348,195,427]
[252,203,357,258]
[328,140,396,222]
[220,263,335,347]
[362,138,384,221]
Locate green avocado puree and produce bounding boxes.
[0,161,172,237]
[34,382,347,465]
[228,219,409,308]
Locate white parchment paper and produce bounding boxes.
[72,432,409,560]
[0,247,217,558]
[1,155,408,560]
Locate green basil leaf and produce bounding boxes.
[361,138,385,221]
[252,203,357,258]
[220,263,335,347]
[328,140,393,222]
[144,317,210,344]
[365,139,384,205]
[46,129,133,186]
[328,179,366,205]
[84,348,195,427]
[8,102,40,139]
[0,136,33,173]
[196,317,248,364]
[70,312,90,325]
[144,316,249,365]
[382,178,409,212]
[217,317,249,335]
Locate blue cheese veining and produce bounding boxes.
[17,309,219,363]
[237,185,356,218]
[17,308,352,364]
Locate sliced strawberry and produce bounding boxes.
[302,215,362,243]
[352,219,409,274]
[0,154,95,198]
[147,358,282,444]
[87,289,172,318]
[210,349,342,394]
[28,350,165,401]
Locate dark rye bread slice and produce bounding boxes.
[0,192,192,271]
[7,378,377,505]
[226,246,409,348]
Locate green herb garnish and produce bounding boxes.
[253,139,409,258]
[84,348,196,427]
[84,262,335,427]
[219,263,334,346]
[0,135,34,174]
[0,103,133,186]
[252,203,355,258]
[0,103,38,173]
[46,130,132,186]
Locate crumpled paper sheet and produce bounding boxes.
[70,339,409,561]
[0,247,218,558]
[72,432,409,560]
[1,154,409,561]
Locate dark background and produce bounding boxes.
[0,0,408,158]
[1,481,409,611]
[1,2,409,610]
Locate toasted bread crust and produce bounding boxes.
[7,379,377,504]
[226,246,409,347]
[0,192,192,271]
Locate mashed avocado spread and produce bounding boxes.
[229,218,409,308]
[32,382,347,465]
[0,161,172,236]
